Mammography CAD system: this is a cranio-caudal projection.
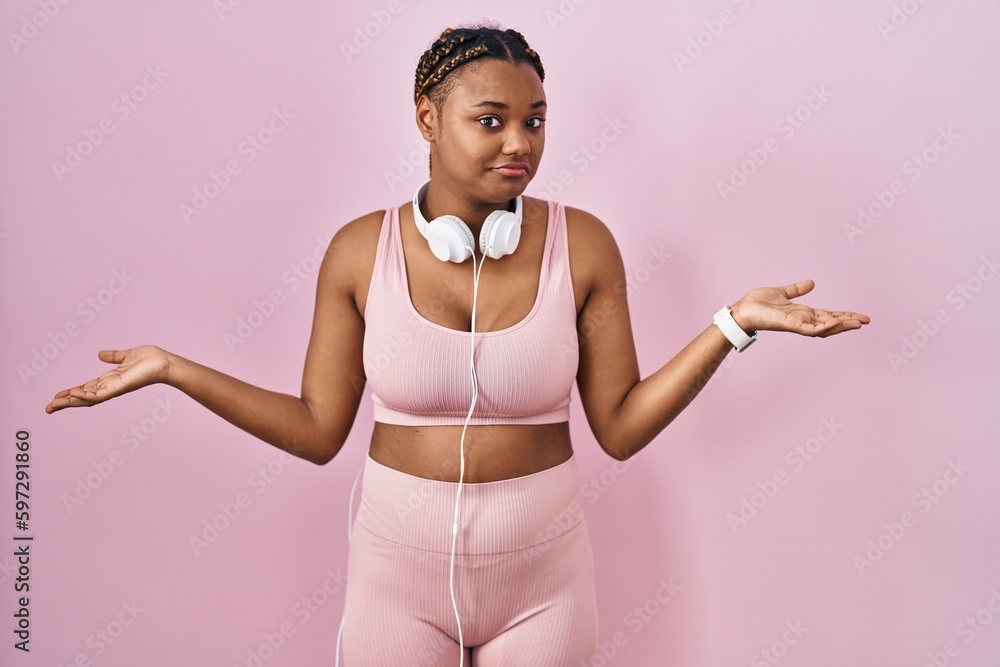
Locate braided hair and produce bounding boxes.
[414,21,545,176]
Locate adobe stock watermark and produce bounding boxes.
[212,0,249,21]
[682,326,745,402]
[543,0,595,31]
[51,66,168,182]
[523,458,633,563]
[877,0,934,41]
[17,268,135,386]
[385,137,432,192]
[579,577,682,666]
[232,566,348,667]
[536,117,628,200]
[179,106,295,224]
[672,0,756,73]
[393,474,438,524]
[727,417,843,535]
[556,244,670,362]
[887,253,997,372]
[853,459,970,576]
[919,587,1000,667]
[223,234,333,352]
[402,632,458,667]
[338,0,408,63]
[843,125,959,244]
[188,450,298,556]
[750,620,809,667]
[55,600,144,666]
[353,330,413,397]
[519,496,584,563]
[716,84,833,202]
[350,272,467,396]
[7,0,74,55]
[580,456,633,504]
[61,397,180,514]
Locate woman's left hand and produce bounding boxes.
[730,279,870,338]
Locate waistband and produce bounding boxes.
[371,402,571,426]
[355,453,583,555]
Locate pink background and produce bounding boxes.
[2,1,999,665]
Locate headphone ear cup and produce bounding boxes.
[480,211,521,260]
[426,216,475,263]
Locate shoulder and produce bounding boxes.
[331,208,385,248]
[319,208,387,296]
[326,209,386,262]
[562,204,618,250]
[559,203,623,290]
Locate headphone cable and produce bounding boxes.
[451,243,487,666]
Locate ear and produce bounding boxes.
[415,94,437,141]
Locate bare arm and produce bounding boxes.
[45,214,376,466]
[570,208,870,461]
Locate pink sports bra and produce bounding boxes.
[362,198,579,426]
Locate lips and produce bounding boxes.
[494,163,529,176]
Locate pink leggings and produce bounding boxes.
[341,452,599,666]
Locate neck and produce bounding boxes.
[420,182,515,238]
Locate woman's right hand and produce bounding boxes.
[44,345,171,414]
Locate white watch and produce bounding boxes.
[713,305,757,352]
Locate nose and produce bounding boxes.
[502,126,532,158]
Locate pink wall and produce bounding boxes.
[2,1,999,665]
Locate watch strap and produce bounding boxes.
[713,305,757,352]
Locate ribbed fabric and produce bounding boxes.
[356,452,584,554]
[362,199,579,426]
[341,453,599,665]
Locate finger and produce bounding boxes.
[98,349,128,364]
[778,279,815,300]
[813,319,841,332]
[46,393,93,413]
[791,318,839,336]
[46,383,108,412]
[67,386,103,402]
[828,313,870,327]
[816,320,863,338]
[821,310,871,324]
[45,389,72,413]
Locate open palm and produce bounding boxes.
[44,345,170,413]
[733,279,871,338]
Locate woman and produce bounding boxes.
[45,22,870,667]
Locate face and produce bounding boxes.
[417,59,546,202]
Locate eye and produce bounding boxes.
[478,116,547,129]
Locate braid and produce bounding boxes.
[503,28,545,82]
[413,29,486,104]
[413,22,546,176]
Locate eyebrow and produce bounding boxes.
[469,100,547,110]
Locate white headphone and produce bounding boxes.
[412,178,523,262]
[335,179,522,667]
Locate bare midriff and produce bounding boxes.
[368,422,573,483]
